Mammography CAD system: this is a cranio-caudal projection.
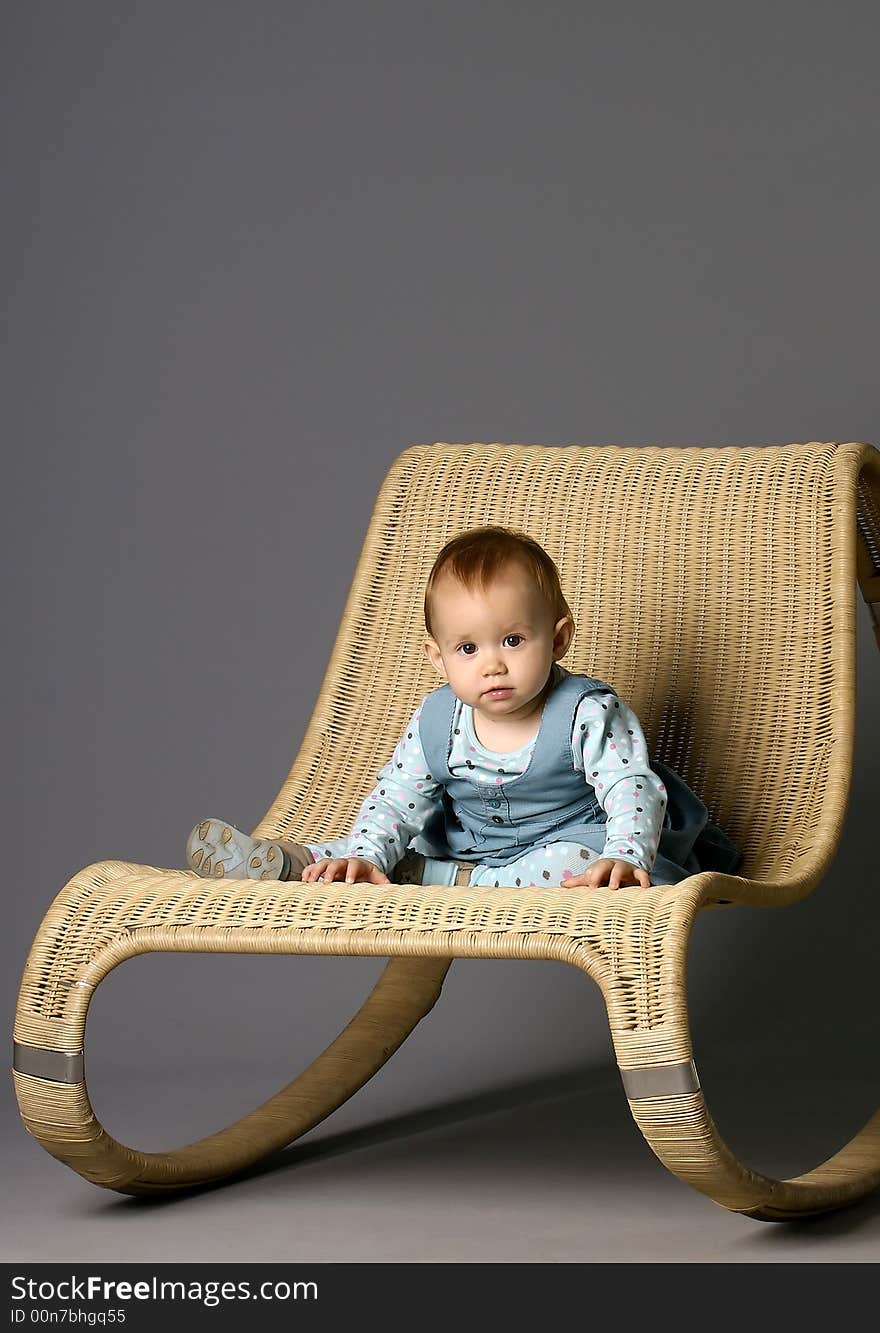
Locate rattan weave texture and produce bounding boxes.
[12,441,880,1219]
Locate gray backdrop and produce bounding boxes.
[3,2,879,1263]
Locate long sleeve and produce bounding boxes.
[571,689,667,873]
[345,704,443,874]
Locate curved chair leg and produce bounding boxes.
[601,876,880,1220]
[15,861,880,1215]
[13,861,453,1196]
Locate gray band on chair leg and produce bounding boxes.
[13,1042,84,1084]
[620,1058,700,1099]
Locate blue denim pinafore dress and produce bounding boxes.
[411,669,742,886]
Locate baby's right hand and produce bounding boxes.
[301,856,391,885]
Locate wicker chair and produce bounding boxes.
[12,441,880,1220]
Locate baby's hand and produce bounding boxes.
[301,856,391,885]
[561,858,651,891]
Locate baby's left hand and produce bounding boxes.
[562,858,651,891]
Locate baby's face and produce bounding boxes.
[424,563,573,723]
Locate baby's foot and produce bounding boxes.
[186,819,289,880]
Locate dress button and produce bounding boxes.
[489,799,500,807]
[492,815,504,824]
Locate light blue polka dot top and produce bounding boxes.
[347,663,667,875]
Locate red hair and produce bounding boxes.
[424,525,573,639]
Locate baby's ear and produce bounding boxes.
[554,615,575,656]
[423,637,446,676]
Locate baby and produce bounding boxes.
[186,525,741,891]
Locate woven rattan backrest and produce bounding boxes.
[257,442,880,894]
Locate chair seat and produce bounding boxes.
[15,856,740,986]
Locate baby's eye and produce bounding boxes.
[456,635,523,655]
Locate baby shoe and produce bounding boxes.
[186,819,289,880]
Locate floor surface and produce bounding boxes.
[4,1059,879,1264]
